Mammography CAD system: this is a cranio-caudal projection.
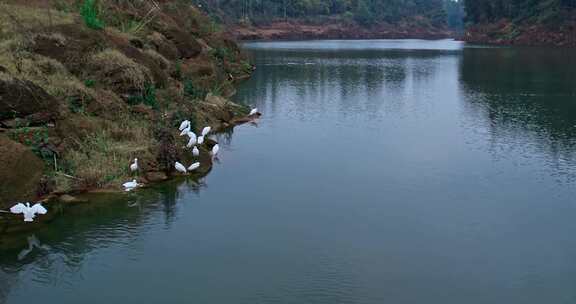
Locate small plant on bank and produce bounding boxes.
[67,96,86,114]
[183,78,206,100]
[53,0,71,12]
[174,59,183,79]
[127,84,159,109]
[9,127,55,165]
[80,0,104,30]
[210,47,234,62]
[210,84,222,96]
[84,79,95,88]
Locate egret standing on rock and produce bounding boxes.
[179,120,190,131]
[211,144,220,157]
[10,202,48,223]
[175,162,187,174]
[130,158,138,172]
[192,146,200,157]
[201,126,211,136]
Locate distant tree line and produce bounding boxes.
[193,0,463,28]
[463,0,576,24]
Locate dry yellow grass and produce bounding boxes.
[143,48,171,70]
[0,44,95,103]
[0,4,74,39]
[65,113,156,189]
[90,49,152,92]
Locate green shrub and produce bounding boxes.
[211,47,233,62]
[210,82,223,96]
[9,127,55,164]
[183,78,206,100]
[80,0,104,30]
[240,60,253,73]
[174,59,183,79]
[127,84,159,109]
[84,79,95,88]
[68,96,86,114]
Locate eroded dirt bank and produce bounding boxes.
[228,20,453,41]
[0,0,255,222]
[464,19,576,47]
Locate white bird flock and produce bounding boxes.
[10,202,47,222]
[173,121,218,175]
[121,108,261,191]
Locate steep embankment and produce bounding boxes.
[229,19,453,41]
[0,0,254,212]
[464,18,576,47]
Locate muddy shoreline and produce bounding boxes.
[0,110,261,235]
[228,21,454,41]
[463,20,576,48]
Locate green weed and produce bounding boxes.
[80,0,104,30]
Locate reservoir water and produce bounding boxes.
[2,39,576,303]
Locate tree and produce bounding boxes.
[354,0,375,25]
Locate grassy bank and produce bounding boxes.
[0,0,254,209]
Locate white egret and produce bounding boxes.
[192,146,200,157]
[186,135,197,148]
[180,126,190,136]
[188,162,200,171]
[175,162,187,174]
[201,126,211,136]
[197,136,204,145]
[187,131,197,141]
[10,202,48,222]
[179,120,190,131]
[123,179,139,192]
[249,108,258,116]
[130,158,138,172]
[211,144,220,157]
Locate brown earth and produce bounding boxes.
[229,21,453,41]
[0,78,60,122]
[0,0,255,216]
[0,135,45,205]
[463,19,576,47]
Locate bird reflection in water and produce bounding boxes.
[18,235,49,261]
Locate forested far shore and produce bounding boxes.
[463,0,576,47]
[464,0,576,24]
[195,0,452,26]
[192,0,464,40]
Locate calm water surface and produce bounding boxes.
[2,39,576,303]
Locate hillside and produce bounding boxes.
[195,0,456,40]
[463,0,576,47]
[0,0,254,211]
